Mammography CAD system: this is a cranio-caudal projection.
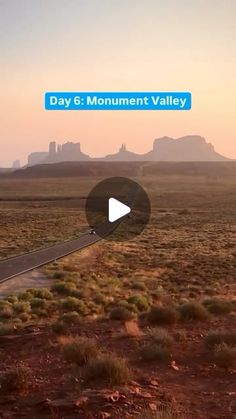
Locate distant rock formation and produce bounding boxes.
[28,152,48,166]
[102,144,144,161]
[12,159,21,169]
[27,136,229,166]
[150,136,228,161]
[28,141,90,166]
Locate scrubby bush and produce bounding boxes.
[0,323,16,336]
[61,336,98,366]
[84,354,131,385]
[52,281,76,296]
[178,302,209,321]
[127,295,149,311]
[213,343,236,369]
[205,330,236,348]
[27,288,53,300]
[5,295,18,304]
[13,302,31,314]
[0,306,13,319]
[59,297,87,313]
[60,311,80,325]
[203,298,233,315]
[30,298,47,309]
[110,307,134,321]
[140,344,171,362]
[52,320,67,334]
[148,328,174,349]
[147,305,179,325]
[0,365,31,392]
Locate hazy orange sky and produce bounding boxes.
[0,0,236,166]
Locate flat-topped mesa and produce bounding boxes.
[152,136,228,161]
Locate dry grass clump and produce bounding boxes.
[148,328,174,349]
[52,281,77,296]
[30,298,47,309]
[205,330,236,348]
[147,305,179,325]
[110,306,134,321]
[127,295,149,311]
[0,365,31,392]
[12,302,31,314]
[213,343,236,369]
[203,298,233,315]
[140,343,171,363]
[59,311,80,325]
[60,336,98,366]
[52,320,67,335]
[59,297,87,313]
[84,353,131,385]
[0,323,16,336]
[178,302,209,321]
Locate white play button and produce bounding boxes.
[108,197,131,223]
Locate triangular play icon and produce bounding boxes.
[108,197,131,222]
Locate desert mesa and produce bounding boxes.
[27,135,230,167]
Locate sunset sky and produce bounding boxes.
[0,0,235,166]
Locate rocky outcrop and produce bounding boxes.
[151,136,228,161]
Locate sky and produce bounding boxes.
[0,0,235,166]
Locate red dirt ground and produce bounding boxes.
[0,315,235,418]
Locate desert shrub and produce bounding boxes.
[92,293,106,305]
[0,301,12,311]
[203,298,233,315]
[205,330,236,348]
[61,336,98,366]
[148,328,174,349]
[173,330,187,342]
[53,271,65,279]
[30,298,47,309]
[52,281,76,296]
[0,306,13,319]
[32,309,48,318]
[84,354,131,385]
[18,312,31,322]
[147,305,179,325]
[0,323,15,336]
[178,302,209,321]
[26,288,53,300]
[213,343,236,369]
[127,295,149,311]
[140,343,171,362]
[18,291,33,301]
[0,365,31,392]
[52,320,67,334]
[130,282,147,291]
[110,307,134,321]
[59,297,87,313]
[5,295,18,304]
[60,311,80,325]
[13,302,31,314]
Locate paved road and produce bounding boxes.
[0,184,138,283]
[0,219,121,283]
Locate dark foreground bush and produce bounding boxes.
[61,336,98,366]
[205,330,236,348]
[84,354,131,385]
[213,343,236,369]
[147,305,179,325]
[0,365,31,392]
[203,298,233,315]
[178,302,209,321]
[140,344,171,363]
[110,307,134,321]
